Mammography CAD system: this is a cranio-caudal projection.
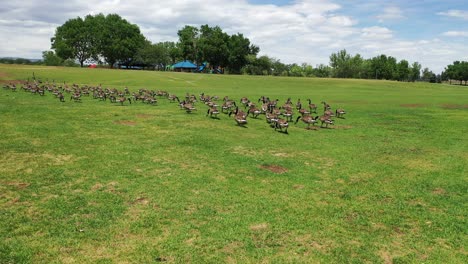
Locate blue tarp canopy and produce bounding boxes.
[172,60,197,69]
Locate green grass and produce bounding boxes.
[0,64,467,263]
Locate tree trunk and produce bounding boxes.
[80,60,84,67]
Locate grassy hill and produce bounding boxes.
[1,64,467,263]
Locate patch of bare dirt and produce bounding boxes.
[440,104,468,109]
[223,241,244,254]
[334,125,353,130]
[293,184,304,190]
[131,197,149,205]
[136,114,153,119]
[379,249,393,264]
[5,182,30,189]
[400,104,427,108]
[260,164,288,174]
[114,120,137,126]
[249,223,269,231]
[432,188,446,195]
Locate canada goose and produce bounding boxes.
[206,106,220,118]
[298,107,310,116]
[319,114,334,128]
[221,100,236,113]
[180,101,196,113]
[247,105,262,118]
[296,99,302,110]
[321,101,331,112]
[119,97,131,106]
[281,107,294,121]
[307,99,318,113]
[273,118,289,133]
[229,107,247,126]
[265,112,278,124]
[70,93,81,102]
[335,108,346,118]
[295,115,319,129]
[168,94,179,102]
[58,92,65,102]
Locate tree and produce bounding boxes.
[443,61,468,85]
[42,51,63,66]
[134,40,160,69]
[227,33,258,74]
[314,64,332,78]
[51,16,99,67]
[161,41,181,65]
[177,26,199,63]
[330,49,352,78]
[97,14,146,68]
[396,60,410,81]
[198,25,230,67]
[409,62,421,82]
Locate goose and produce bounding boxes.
[307,99,318,113]
[319,114,334,128]
[206,106,220,118]
[229,107,247,126]
[335,108,346,118]
[295,115,319,129]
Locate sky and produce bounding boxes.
[0,0,467,73]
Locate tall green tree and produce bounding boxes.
[227,33,258,74]
[177,26,199,63]
[42,50,63,66]
[97,14,146,68]
[330,49,352,78]
[396,60,410,81]
[134,40,169,69]
[409,62,421,82]
[198,25,229,67]
[51,16,96,67]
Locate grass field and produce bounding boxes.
[0,64,467,263]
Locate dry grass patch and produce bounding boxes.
[114,120,137,126]
[136,114,153,119]
[260,164,288,174]
[440,104,468,109]
[432,188,446,195]
[400,104,427,108]
[249,223,269,231]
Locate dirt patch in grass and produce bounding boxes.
[250,223,269,231]
[4,182,30,189]
[379,249,393,264]
[293,184,304,190]
[223,241,244,254]
[432,188,446,195]
[114,120,137,126]
[440,104,468,109]
[132,197,150,205]
[136,114,153,119]
[334,125,353,130]
[400,104,427,108]
[271,152,291,157]
[260,164,288,174]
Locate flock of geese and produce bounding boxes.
[3,80,347,133]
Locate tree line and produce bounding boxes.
[13,13,463,85]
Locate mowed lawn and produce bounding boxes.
[0,64,467,263]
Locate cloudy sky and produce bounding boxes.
[0,0,467,73]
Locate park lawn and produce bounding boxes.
[0,64,467,263]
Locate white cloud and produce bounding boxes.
[437,9,468,20]
[442,31,468,37]
[376,6,405,23]
[0,0,466,73]
[361,26,393,39]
